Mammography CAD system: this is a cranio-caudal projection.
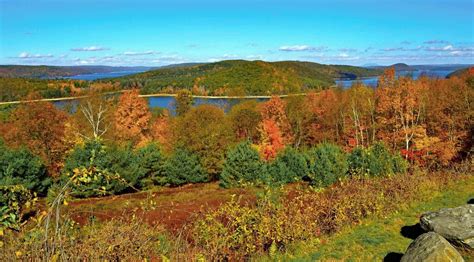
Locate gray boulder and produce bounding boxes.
[401,232,464,262]
[420,204,474,249]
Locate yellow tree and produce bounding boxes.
[344,83,377,148]
[376,77,427,158]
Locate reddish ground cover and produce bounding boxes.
[66,182,255,232]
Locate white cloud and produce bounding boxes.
[122,50,158,56]
[18,52,54,59]
[70,46,110,51]
[303,53,360,62]
[425,45,473,52]
[381,46,423,52]
[279,45,327,52]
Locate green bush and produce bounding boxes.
[62,140,160,197]
[163,148,208,186]
[0,185,35,230]
[0,142,50,195]
[136,143,166,187]
[348,142,407,177]
[220,141,264,188]
[266,147,309,185]
[307,143,348,187]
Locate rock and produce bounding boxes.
[420,204,474,249]
[401,232,464,262]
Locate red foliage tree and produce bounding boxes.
[259,96,293,144]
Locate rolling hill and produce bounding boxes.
[115,60,382,95]
[0,65,152,79]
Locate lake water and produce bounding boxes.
[64,70,146,81]
[148,96,268,114]
[55,96,268,115]
[335,69,454,88]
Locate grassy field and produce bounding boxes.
[261,175,474,262]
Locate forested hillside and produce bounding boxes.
[116,60,382,95]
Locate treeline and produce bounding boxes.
[0,78,120,102]
[0,68,473,199]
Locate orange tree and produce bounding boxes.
[1,95,68,175]
[114,89,152,147]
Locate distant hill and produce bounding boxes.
[446,67,473,78]
[116,60,382,95]
[390,63,414,71]
[368,63,414,71]
[0,65,152,78]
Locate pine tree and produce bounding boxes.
[220,141,264,188]
[163,149,208,186]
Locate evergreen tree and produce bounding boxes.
[307,143,348,187]
[220,141,263,188]
[163,148,207,186]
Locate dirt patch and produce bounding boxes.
[66,182,255,232]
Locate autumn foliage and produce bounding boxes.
[258,119,285,161]
[114,89,152,147]
[1,94,69,175]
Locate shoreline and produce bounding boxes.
[0,92,310,105]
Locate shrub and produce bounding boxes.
[2,217,172,261]
[193,190,308,261]
[0,185,35,230]
[68,166,128,198]
[163,148,208,186]
[0,142,50,195]
[192,172,464,260]
[62,140,153,197]
[348,142,408,177]
[307,143,348,187]
[220,141,264,188]
[265,147,309,185]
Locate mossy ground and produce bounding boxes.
[261,175,474,261]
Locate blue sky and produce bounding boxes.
[0,0,473,66]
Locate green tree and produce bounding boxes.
[266,147,309,185]
[174,105,234,177]
[163,149,208,186]
[0,141,50,195]
[136,143,166,187]
[228,101,261,142]
[348,142,407,177]
[307,143,348,187]
[62,140,142,196]
[220,141,264,188]
[175,89,193,116]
